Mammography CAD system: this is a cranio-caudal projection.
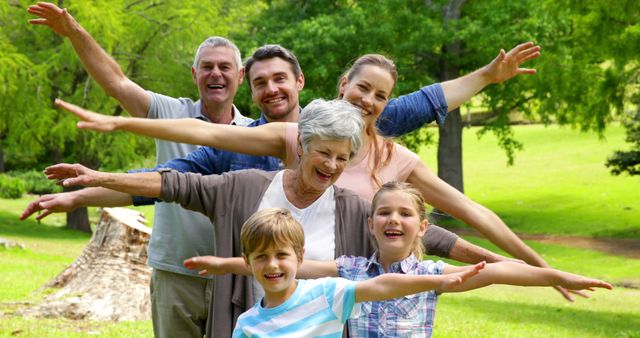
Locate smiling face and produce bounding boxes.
[245,242,301,308]
[368,189,428,264]
[248,57,304,122]
[339,65,394,126]
[191,46,244,109]
[297,136,352,196]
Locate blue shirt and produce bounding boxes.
[132,84,448,206]
[233,277,357,338]
[337,254,446,338]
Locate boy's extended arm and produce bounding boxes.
[28,2,150,117]
[183,256,339,279]
[441,262,613,293]
[183,256,251,276]
[355,262,485,303]
[55,99,288,160]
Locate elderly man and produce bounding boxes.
[27,3,252,337]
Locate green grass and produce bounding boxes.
[435,286,640,338]
[419,123,640,238]
[0,197,154,337]
[1,124,639,337]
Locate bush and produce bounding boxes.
[0,174,25,199]
[9,170,62,195]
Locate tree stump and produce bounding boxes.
[21,207,152,321]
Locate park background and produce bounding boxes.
[0,0,638,337]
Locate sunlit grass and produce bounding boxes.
[419,123,640,238]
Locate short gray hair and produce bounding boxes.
[299,99,364,158]
[192,37,242,70]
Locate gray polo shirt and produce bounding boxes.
[146,91,252,277]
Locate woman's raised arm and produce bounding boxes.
[55,99,289,160]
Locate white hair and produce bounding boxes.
[192,36,242,70]
[298,99,364,158]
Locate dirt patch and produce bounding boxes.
[449,228,640,259]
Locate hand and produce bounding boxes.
[439,261,486,292]
[55,98,121,132]
[483,41,541,84]
[553,285,590,302]
[27,2,78,37]
[20,192,79,221]
[44,163,104,188]
[183,256,229,276]
[559,275,612,292]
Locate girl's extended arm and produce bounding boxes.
[55,99,288,160]
[441,42,540,112]
[297,260,339,279]
[355,262,485,303]
[441,262,613,293]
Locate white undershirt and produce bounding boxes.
[253,170,337,299]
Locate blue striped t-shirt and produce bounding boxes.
[233,277,358,337]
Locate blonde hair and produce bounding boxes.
[240,208,305,260]
[370,181,427,258]
[339,54,398,189]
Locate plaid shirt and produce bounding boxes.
[337,254,446,338]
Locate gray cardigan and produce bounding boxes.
[159,169,457,338]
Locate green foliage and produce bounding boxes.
[8,170,62,195]
[607,108,640,175]
[0,174,25,199]
[0,0,263,171]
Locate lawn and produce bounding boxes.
[419,123,639,238]
[1,124,638,337]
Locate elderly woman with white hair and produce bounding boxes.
[42,99,451,337]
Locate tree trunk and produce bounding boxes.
[20,207,152,321]
[437,0,466,194]
[0,144,4,173]
[63,185,92,233]
[437,108,464,192]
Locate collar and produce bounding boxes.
[193,101,253,126]
[366,252,419,274]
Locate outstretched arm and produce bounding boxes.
[183,256,251,276]
[55,99,288,160]
[44,163,161,197]
[27,2,150,116]
[408,162,545,267]
[441,42,540,112]
[442,262,613,293]
[183,256,341,279]
[355,262,485,303]
[407,162,588,301]
[377,42,540,137]
[20,187,133,221]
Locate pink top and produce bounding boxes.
[285,123,420,201]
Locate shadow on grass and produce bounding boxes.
[443,295,640,336]
[0,211,90,240]
[594,227,640,239]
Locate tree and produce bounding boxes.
[607,110,640,175]
[2,0,262,230]
[235,0,539,192]
[235,0,639,193]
